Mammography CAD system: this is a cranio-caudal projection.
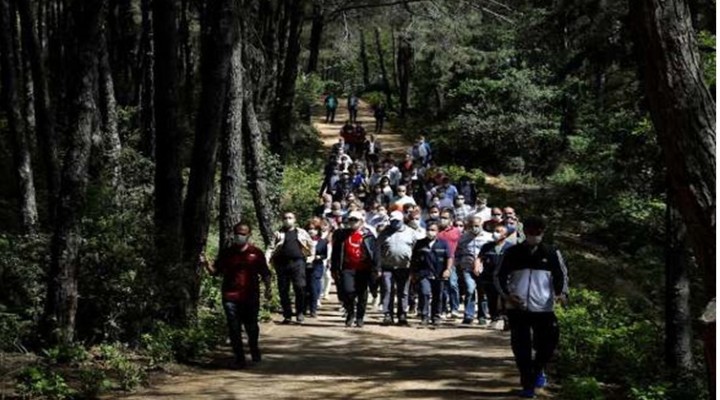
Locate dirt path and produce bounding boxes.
[120,287,549,400]
[314,98,410,156]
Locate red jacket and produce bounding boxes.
[215,245,271,304]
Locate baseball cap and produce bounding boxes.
[348,211,364,221]
[390,211,404,221]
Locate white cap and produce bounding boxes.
[348,211,364,221]
[390,210,405,221]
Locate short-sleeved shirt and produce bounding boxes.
[215,245,271,304]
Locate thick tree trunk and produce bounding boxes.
[396,33,412,118]
[305,2,323,74]
[1,0,38,234]
[99,27,122,191]
[42,0,105,345]
[632,0,716,394]
[138,0,154,160]
[152,0,183,322]
[181,0,239,320]
[359,28,370,87]
[270,0,305,159]
[219,35,243,250]
[243,94,274,246]
[374,26,393,110]
[665,190,694,378]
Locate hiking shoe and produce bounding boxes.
[381,314,394,326]
[518,388,535,398]
[535,372,547,389]
[281,318,292,325]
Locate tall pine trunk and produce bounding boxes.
[243,93,273,246]
[219,32,243,250]
[152,0,183,322]
[138,0,154,160]
[181,0,239,321]
[305,2,323,74]
[359,28,369,87]
[99,26,122,191]
[1,0,38,233]
[42,0,105,344]
[374,27,392,110]
[396,33,412,118]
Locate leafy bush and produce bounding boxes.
[77,367,112,398]
[629,384,668,400]
[362,91,386,108]
[281,161,324,222]
[0,233,48,320]
[96,343,146,390]
[16,366,74,399]
[42,343,90,366]
[559,376,605,400]
[0,312,32,351]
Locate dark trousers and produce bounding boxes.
[418,278,445,319]
[326,108,336,123]
[381,269,411,317]
[341,269,371,322]
[222,301,260,362]
[374,117,384,133]
[507,310,560,391]
[482,281,503,321]
[349,107,358,123]
[306,262,324,314]
[277,259,306,319]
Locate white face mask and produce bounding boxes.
[492,232,503,242]
[427,231,438,240]
[232,234,248,247]
[525,235,543,246]
[283,218,296,228]
[308,229,319,237]
[471,226,483,236]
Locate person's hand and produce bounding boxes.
[472,264,482,277]
[441,268,451,280]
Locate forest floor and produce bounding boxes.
[117,101,549,400]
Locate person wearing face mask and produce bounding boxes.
[375,211,418,326]
[330,211,377,328]
[304,223,329,318]
[268,212,315,324]
[201,223,272,369]
[495,216,568,398]
[478,224,514,330]
[453,195,473,223]
[455,216,493,324]
[320,221,335,301]
[474,195,491,222]
[393,185,417,207]
[437,210,463,318]
[411,222,452,325]
[483,207,505,232]
[406,210,426,240]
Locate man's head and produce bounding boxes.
[397,185,407,196]
[442,176,451,187]
[426,221,440,240]
[454,195,465,207]
[470,216,484,236]
[491,207,503,222]
[389,210,405,230]
[503,207,516,219]
[523,216,546,246]
[282,212,296,229]
[492,224,508,243]
[376,205,387,216]
[407,210,422,229]
[347,211,364,231]
[232,223,251,247]
[476,195,488,209]
[428,206,441,221]
[437,209,452,229]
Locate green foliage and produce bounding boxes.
[42,344,90,366]
[558,376,605,400]
[96,343,145,390]
[77,367,112,398]
[281,161,323,222]
[698,31,716,89]
[0,312,32,351]
[0,233,48,320]
[362,91,386,108]
[629,384,668,400]
[16,366,74,400]
[441,165,486,188]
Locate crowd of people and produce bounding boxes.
[202,100,569,399]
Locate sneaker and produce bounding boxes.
[477,318,488,326]
[535,372,547,389]
[450,311,462,319]
[408,305,417,315]
[281,318,292,325]
[381,314,394,326]
[250,349,262,363]
[296,314,305,324]
[355,319,365,328]
[491,319,504,330]
[420,317,430,326]
[345,312,355,327]
[397,314,409,326]
[461,318,473,325]
[518,388,535,398]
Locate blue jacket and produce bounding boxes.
[479,241,514,283]
[411,238,451,280]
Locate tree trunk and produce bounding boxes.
[305,2,323,74]
[42,0,105,345]
[270,0,305,159]
[1,0,38,234]
[243,93,274,246]
[219,34,243,251]
[138,0,154,160]
[396,32,412,118]
[99,26,122,191]
[374,26,393,109]
[152,0,183,322]
[359,28,369,87]
[665,189,694,378]
[631,0,716,393]
[181,0,239,321]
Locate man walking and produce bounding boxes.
[325,92,338,123]
[376,210,418,326]
[269,212,315,324]
[456,215,493,324]
[495,216,568,398]
[411,221,452,325]
[348,93,360,123]
[331,211,377,327]
[202,223,272,369]
[479,224,514,329]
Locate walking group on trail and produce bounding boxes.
[200,96,569,399]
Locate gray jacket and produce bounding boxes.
[375,226,417,270]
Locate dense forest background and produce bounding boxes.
[0,0,715,399]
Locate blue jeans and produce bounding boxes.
[305,262,324,314]
[418,278,445,320]
[443,266,460,312]
[462,270,483,320]
[381,269,410,317]
[222,301,260,362]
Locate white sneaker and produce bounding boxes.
[317,300,322,308]
[491,320,504,330]
[450,311,462,319]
